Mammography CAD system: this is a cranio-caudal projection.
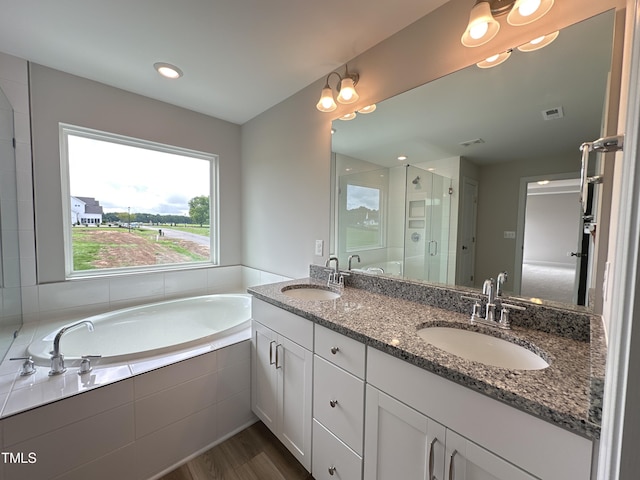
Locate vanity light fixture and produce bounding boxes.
[517,31,559,52]
[358,104,377,114]
[316,65,360,112]
[338,112,357,121]
[476,49,512,68]
[461,0,554,47]
[154,62,183,79]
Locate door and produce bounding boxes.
[364,385,446,480]
[516,176,586,304]
[404,166,451,284]
[277,335,313,471]
[445,430,536,480]
[458,177,478,287]
[251,321,278,431]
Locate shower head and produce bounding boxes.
[412,176,420,185]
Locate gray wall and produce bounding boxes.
[240,0,619,279]
[474,153,579,288]
[524,192,581,266]
[30,65,242,283]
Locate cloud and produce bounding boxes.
[347,185,380,211]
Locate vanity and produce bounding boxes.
[248,266,604,480]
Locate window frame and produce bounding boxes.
[59,123,219,278]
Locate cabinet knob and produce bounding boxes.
[328,465,336,476]
[331,346,339,355]
[329,399,338,408]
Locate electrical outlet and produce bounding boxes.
[315,240,324,256]
[503,231,516,239]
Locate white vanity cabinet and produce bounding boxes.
[364,385,446,480]
[366,346,593,480]
[251,299,313,471]
[444,430,537,480]
[312,324,366,480]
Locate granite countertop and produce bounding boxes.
[249,277,602,440]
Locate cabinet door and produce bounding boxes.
[445,430,537,480]
[251,321,278,431]
[364,385,446,480]
[277,334,313,471]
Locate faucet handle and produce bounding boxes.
[78,355,102,375]
[10,356,36,376]
[499,303,526,328]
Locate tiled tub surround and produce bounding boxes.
[0,297,256,480]
[248,267,607,440]
[0,340,255,480]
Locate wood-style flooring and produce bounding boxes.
[158,421,313,480]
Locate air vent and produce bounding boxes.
[459,138,485,147]
[542,106,564,120]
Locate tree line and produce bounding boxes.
[104,195,210,226]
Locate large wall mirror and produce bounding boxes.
[0,85,23,362]
[330,11,618,309]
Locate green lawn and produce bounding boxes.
[346,226,379,249]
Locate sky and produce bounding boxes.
[347,184,380,211]
[68,135,212,215]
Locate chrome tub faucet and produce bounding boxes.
[49,320,95,376]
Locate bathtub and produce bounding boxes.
[28,294,252,365]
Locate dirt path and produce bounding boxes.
[75,228,209,269]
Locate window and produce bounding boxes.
[60,124,218,277]
[345,184,382,250]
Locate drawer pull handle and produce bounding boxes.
[328,465,336,476]
[428,437,438,480]
[331,346,340,355]
[275,344,282,369]
[329,399,338,408]
[269,341,276,365]
[448,449,458,480]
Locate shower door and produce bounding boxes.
[403,166,451,284]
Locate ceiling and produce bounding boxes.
[331,11,616,167]
[0,0,449,125]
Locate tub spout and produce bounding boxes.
[49,320,95,376]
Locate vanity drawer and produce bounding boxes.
[252,298,313,350]
[313,355,365,454]
[314,324,366,378]
[312,419,362,480]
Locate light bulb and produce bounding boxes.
[337,77,359,104]
[461,2,500,48]
[518,0,541,17]
[469,21,489,40]
[316,86,337,112]
[507,0,554,26]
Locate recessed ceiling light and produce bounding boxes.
[397,155,408,161]
[154,62,183,79]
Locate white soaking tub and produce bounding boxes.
[28,294,252,365]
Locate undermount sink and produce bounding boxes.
[281,285,341,301]
[417,326,549,370]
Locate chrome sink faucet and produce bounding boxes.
[325,255,348,287]
[482,278,496,322]
[496,271,508,297]
[348,254,360,270]
[49,320,95,376]
[462,272,524,330]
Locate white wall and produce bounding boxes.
[523,192,581,266]
[30,64,243,283]
[240,0,622,280]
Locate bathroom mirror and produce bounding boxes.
[331,11,617,308]
[0,85,23,362]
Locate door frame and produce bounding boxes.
[514,172,581,297]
